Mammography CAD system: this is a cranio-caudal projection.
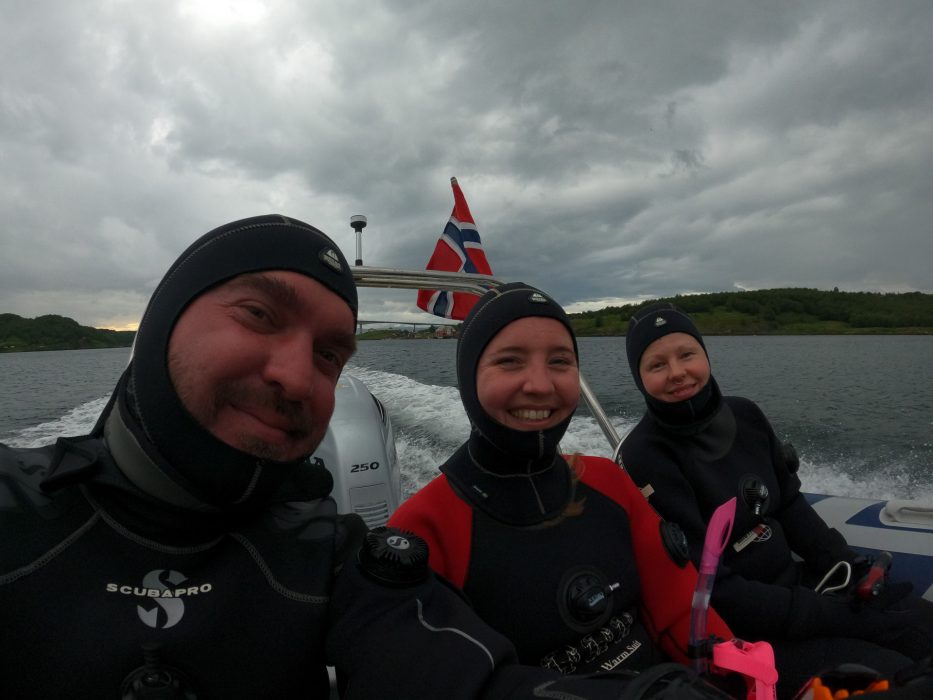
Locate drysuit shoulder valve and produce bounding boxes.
[357,526,430,587]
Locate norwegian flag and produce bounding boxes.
[417,177,493,320]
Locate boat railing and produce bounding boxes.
[350,265,624,462]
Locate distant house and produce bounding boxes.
[434,325,457,339]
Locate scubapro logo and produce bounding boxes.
[105,569,212,629]
[387,535,410,550]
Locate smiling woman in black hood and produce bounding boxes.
[446,282,581,525]
[620,302,933,699]
[624,302,719,428]
[391,282,733,675]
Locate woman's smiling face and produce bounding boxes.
[638,332,710,403]
[475,316,580,431]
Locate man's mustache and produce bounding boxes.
[214,381,314,437]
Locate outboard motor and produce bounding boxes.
[311,374,401,527]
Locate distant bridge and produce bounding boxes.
[356,319,458,335]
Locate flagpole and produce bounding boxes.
[350,214,367,266]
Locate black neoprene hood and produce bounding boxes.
[125,214,357,508]
[625,302,706,393]
[456,282,579,460]
[625,301,720,425]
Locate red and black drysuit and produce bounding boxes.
[390,282,732,677]
[391,451,733,674]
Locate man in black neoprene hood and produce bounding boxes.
[1,215,748,699]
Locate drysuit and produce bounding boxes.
[620,301,933,699]
[0,428,530,699]
[390,282,732,677]
[391,451,733,674]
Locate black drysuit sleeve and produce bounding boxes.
[759,413,856,579]
[324,520,729,700]
[328,547,582,698]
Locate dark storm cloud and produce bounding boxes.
[1,0,931,327]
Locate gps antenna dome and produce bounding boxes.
[350,215,367,266]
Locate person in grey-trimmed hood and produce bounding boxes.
[620,301,933,699]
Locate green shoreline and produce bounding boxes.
[357,327,933,341]
[4,287,932,351]
[361,287,933,340]
[0,313,135,353]
[6,325,932,352]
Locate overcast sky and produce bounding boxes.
[2,0,931,330]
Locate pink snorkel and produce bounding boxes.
[689,497,736,674]
[690,497,779,700]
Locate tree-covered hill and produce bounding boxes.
[0,314,136,352]
[570,288,933,336]
[4,288,931,351]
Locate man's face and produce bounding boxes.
[167,270,357,462]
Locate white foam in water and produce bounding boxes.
[799,459,933,503]
[348,366,471,447]
[351,365,643,496]
[395,436,453,499]
[349,367,933,502]
[6,398,109,448]
[348,366,470,496]
[8,369,928,504]
[562,415,639,459]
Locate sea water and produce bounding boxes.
[1,336,931,502]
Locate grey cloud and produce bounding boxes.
[1,0,931,328]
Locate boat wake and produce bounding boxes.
[3,369,931,504]
[349,367,933,504]
[3,398,109,449]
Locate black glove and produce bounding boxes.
[818,592,933,662]
[849,552,913,610]
[865,580,915,611]
[817,594,902,641]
